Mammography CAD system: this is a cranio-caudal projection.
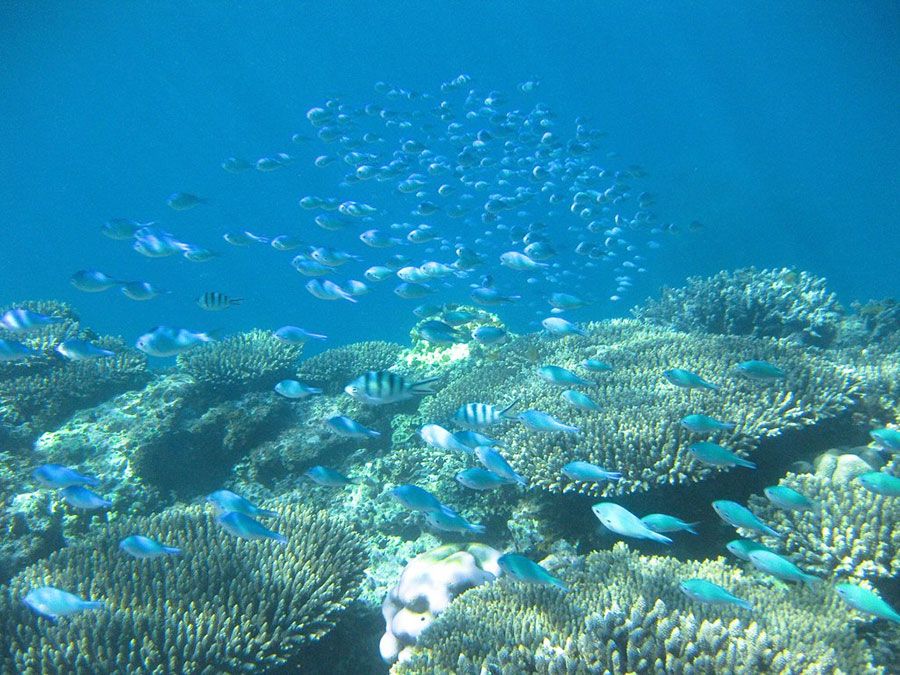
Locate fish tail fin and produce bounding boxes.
[309,387,324,395]
[736,458,757,469]
[737,599,753,610]
[366,429,382,438]
[84,601,105,611]
[651,532,674,545]
[607,472,623,481]
[500,398,519,418]
[802,574,822,586]
[723,422,737,430]
[411,375,442,395]
[686,522,701,534]
[256,508,278,519]
[468,524,487,535]
[553,578,569,592]
[229,297,244,306]
[164,546,182,556]
[273,534,288,545]
[705,382,719,391]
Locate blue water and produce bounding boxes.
[1,1,898,347]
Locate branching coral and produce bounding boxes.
[176,329,302,397]
[415,319,860,497]
[394,543,877,674]
[0,501,365,673]
[749,468,900,581]
[632,267,843,347]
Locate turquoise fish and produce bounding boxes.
[680,578,752,610]
[870,427,900,453]
[305,466,353,487]
[763,485,814,511]
[726,538,774,561]
[538,365,594,387]
[217,511,287,544]
[562,461,622,483]
[498,553,567,591]
[689,442,755,469]
[592,503,672,544]
[680,414,735,434]
[835,583,900,623]
[389,484,446,512]
[425,509,486,535]
[736,360,786,381]
[857,471,900,497]
[712,500,780,538]
[641,513,699,534]
[119,535,182,559]
[747,550,819,585]
[206,490,277,518]
[474,446,527,486]
[60,486,111,510]
[518,410,579,434]
[456,467,510,490]
[23,586,103,620]
[663,369,717,391]
[561,390,601,411]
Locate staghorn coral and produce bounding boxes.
[296,340,404,394]
[749,468,900,582]
[0,501,365,674]
[415,319,860,497]
[176,328,302,397]
[394,542,878,674]
[632,267,843,347]
[0,300,149,447]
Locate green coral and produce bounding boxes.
[296,340,404,394]
[632,267,843,347]
[416,319,859,497]
[176,329,302,397]
[0,501,365,673]
[394,543,878,674]
[748,467,900,582]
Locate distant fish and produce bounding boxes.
[0,338,38,361]
[420,423,473,453]
[747,550,819,585]
[763,485,814,511]
[541,317,586,337]
[679,579,751,611]
[55,338,115,361]
[135,326,213,357]
[101,217,144,240]
[120,281,167,301]
[0,308,63,332]
[274,379,322,399]
[217,511,287,544]
[326,415,380,439]
[472,325,507,345]
[688,442,755,469]
[196,292,243,311]
[561,390,600,411]
[33,464,99,489]
[663,369,718,391]
[538,365,594,387]
[305,465,353,487]
[640,513,699,535]
[274,326,327,343]
[592,502,672,544]
[725,538,773,561]
[425,509,485,535]
[70,270,121,293]
[60,485,111,510]
[581,358,612,372]
[561,461,621,483]
[119,535,181,559]
[166,192,206,210]
[389,484,446,512]
[518,410,579,434]
[712,500,779,538]
[206,489,277,518]
[681,414,735,434]
[498,553,567,591]
[475,446,527,486]
[736,360,786,381]
[456,467,510,490]
[452,401,517,428]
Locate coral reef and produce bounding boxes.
[296,341,404,395]
[176,329,302,398]
[394,543,878,674]
[415,319,860,497]
[381,543,501,663]
[0,501,365,673]
[632,267,843,347]
[749,464,900,581]
[0,301,148,447]
[851,298,900,347]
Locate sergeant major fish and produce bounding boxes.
[452,401,517,428]
[345,371,440,405]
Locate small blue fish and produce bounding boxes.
[274,380,322,399]
[389,484,446,512]
[835,583,900,623]
[561,390,600,411]
[663,369,718,391]
[472,325,507,345]
[680,579,751,610]
[425,509,486,535]
[166,192,206,210]
[120,281,167,301]
[736,360,786,381]
[0,338,38,361]
[581,358,613,372]
[60,486,111,510]
[206,489,277,518]
[456,467,510,490]
[725,538,774,561]
[55,339,115,361]
[680,414,735,434]
[592,503,672,544]
[712,500,779,538]
[326,415,380,439]
[518,410,579,434]
[453,430,504,450]
[23,586,103,620]
[70,269,122,293]
[747,550,819,585]
[135,326,213,357]
[217,511,287,544]
[119,535,181,559]
[33,464,99,489]
[689,442,755,469]
[641,513,699,535]
[305,466,353,487]
[474,446,527,486]
[274,325,327,343]
[420,423,473,453]
[870,427,900,453]
[498,553,567,591]
[541,317,586,337]
[453,402,517,428]
[538,365,594,387]
[0,308,63,332]
[561,461,622,483]
[763,485,814,511]
[857,471,900,497]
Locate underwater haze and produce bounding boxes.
[1,2,899,674]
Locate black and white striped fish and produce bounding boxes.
[452,400,518,428]
[196,292,243,311]
[344,371,440,405]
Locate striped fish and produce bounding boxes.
[344,370,440,405]
[452,400,517,428]
[196,292,243,311]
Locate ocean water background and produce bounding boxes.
[1,1,898,350]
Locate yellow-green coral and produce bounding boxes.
[749,469,900,581]
[0,501,365,673]
[394,543,877,674]
[176,329,302,395]
[416,319,859,497]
